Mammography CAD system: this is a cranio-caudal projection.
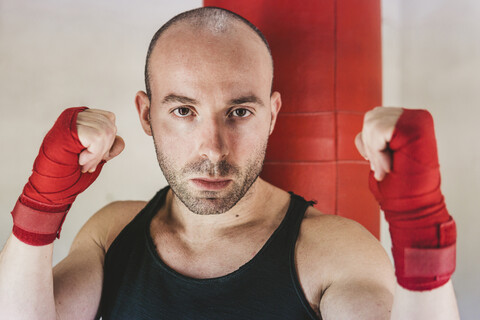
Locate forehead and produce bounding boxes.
[148,21,272,99]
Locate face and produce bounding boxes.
[136,22,281,215]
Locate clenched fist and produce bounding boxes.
[77,109,125,173]
[11,107,124,246]
[356,106,456,291]
[355,106,404,181]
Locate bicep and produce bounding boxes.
[315,217,395,319]
[320,279,393,319]
[53,221,106,320]
[51,200,143,320]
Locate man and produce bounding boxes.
[0,7,459,319]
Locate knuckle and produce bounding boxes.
[106,125,116,138]
[364,110,372,121]
[364,110,377,125]
[105,111,116,123]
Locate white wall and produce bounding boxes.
[0,0,201,264]
[1,0,478,318]
[382,0,480,318]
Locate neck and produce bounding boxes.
[164,178,275,242]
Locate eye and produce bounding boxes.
[172,107,193,117]
[230,108,252,118]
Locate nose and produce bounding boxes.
[197,117,229,163]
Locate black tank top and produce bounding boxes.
[100,186,321,319]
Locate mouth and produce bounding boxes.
[190,178,232,191]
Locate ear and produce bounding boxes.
[135,91,152,136]
[268,91,282,135]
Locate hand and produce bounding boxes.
[354,106,404,181]
[77,109,125,173]
[357,107,456,291]
[11,107,125,245]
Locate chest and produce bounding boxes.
[149,219,274,279]
[149,218,324,316]
[102,216,321,320]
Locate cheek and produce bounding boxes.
[152,118,195,161]
[227,117,270,159]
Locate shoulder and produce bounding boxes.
[298,206,394,283]
[295,206,395,312]
[299,206,382,250]
[300,206,381,248]
[71,200,148,254]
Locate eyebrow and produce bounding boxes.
[229,95,264,107]
[162,94,199,105]
[161,93,265,107]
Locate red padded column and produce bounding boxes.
[204,0,381,238]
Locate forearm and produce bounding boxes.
[0,234,56,320]
[0,108,116,319]
[391,280,459,320]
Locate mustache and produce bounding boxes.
[182,159,239,177]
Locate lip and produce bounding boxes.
[190,178,232,191]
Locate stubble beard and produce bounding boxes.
[152,135,268,216]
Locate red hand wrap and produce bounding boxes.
[369,109,456,291]
[11,107,105,246]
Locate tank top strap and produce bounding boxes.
[144,186,170,220]
[105,186,170,259]
[285,191,316,242]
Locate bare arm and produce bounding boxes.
[0,203,106,320]
[313,216,395,319]
[53,217,106,320]
[0,226,104,320]
[315,219,460,320]
[0,235,56,319]
[52,200,144,320]
[320,279,393,319]
[0,200,138,320]
[391,281,459,320]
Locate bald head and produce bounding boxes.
[144,7,273,100]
